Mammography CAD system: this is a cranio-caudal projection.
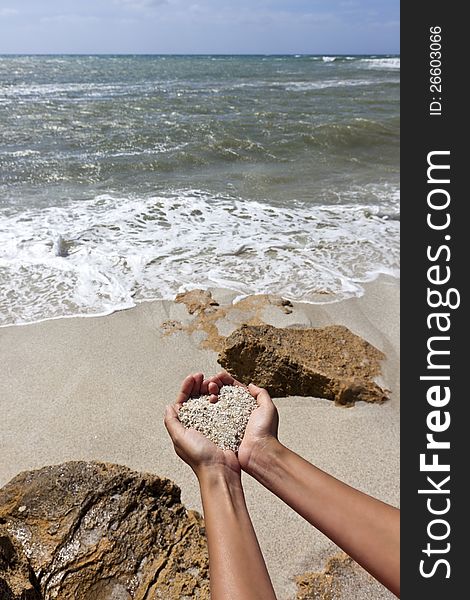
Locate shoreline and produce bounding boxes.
[0,271,400,330]
[0,274,399,599]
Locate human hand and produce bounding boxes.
[208,372,279,475]
[164,372,241,479]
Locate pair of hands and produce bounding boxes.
[164,371,279,479]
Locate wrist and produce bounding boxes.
[243,436,284,480]
[196,463,241,488]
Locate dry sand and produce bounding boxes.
[0,275,399,599]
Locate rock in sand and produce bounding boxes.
[0,462,209,600]
[218,324,389,405]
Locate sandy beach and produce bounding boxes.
[0,275,399,599]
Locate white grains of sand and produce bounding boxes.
[178,385,257,452]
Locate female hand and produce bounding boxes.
[207,371,279,474]
[164,372,241,479]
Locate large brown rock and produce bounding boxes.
[0,462,209,600]
[218,324,388,405]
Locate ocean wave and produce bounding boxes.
[229,77,396,93]
[361,57,400,70]
[277,118,399,151]
[1,69,399,104]
[0,149,40,158]
[0,189,399,326]
[0,80,182,101]
[283,78,391,91]
[0,114,398,186]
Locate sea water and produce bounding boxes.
[0,55,399,326]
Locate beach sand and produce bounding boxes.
[0,275,399,599]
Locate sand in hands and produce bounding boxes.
[179,385,257,452]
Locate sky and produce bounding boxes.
[0,1,399,55]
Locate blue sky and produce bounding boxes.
[0,1,399,54]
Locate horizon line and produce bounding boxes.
[0,52,400,57]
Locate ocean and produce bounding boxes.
[0,54,399,326]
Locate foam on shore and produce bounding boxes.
[0,189,399,326]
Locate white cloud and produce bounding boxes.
[0,7,19,17]
[113,0,168,9]
[40,14,101,24]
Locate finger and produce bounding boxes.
[164,404,184,442]
[216,371,247,389]
[208,381,219,395]
[201,378,210,395]
[192,372,204,397]
[175,374,197,405]
[208,375,225,390]
[215,371,234,386]
[248,383,273,406]
[207,380,219,403]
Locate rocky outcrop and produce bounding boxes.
[175,289,219,315]
[0,462,209,600]
[218,324,388,405]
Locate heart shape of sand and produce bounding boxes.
[178,385,257,452]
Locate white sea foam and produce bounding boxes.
[362,57,400,70]
[0,189,399,326]
[231,78,391,93]
[0,149,40,157]
[283,79,385,91]
[0,80,179,100]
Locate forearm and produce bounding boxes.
[198,466,276,600]
[248,439,400,597]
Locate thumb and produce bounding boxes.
[248,383,272,407]
[164,404,184,442]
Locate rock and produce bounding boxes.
[0,527,41,600]
[218,324,388,405]
[160,319,184,334]
[52,235,70,258]
[0,462,209,600]
[175,289,219,315]
[267,296,294,314]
